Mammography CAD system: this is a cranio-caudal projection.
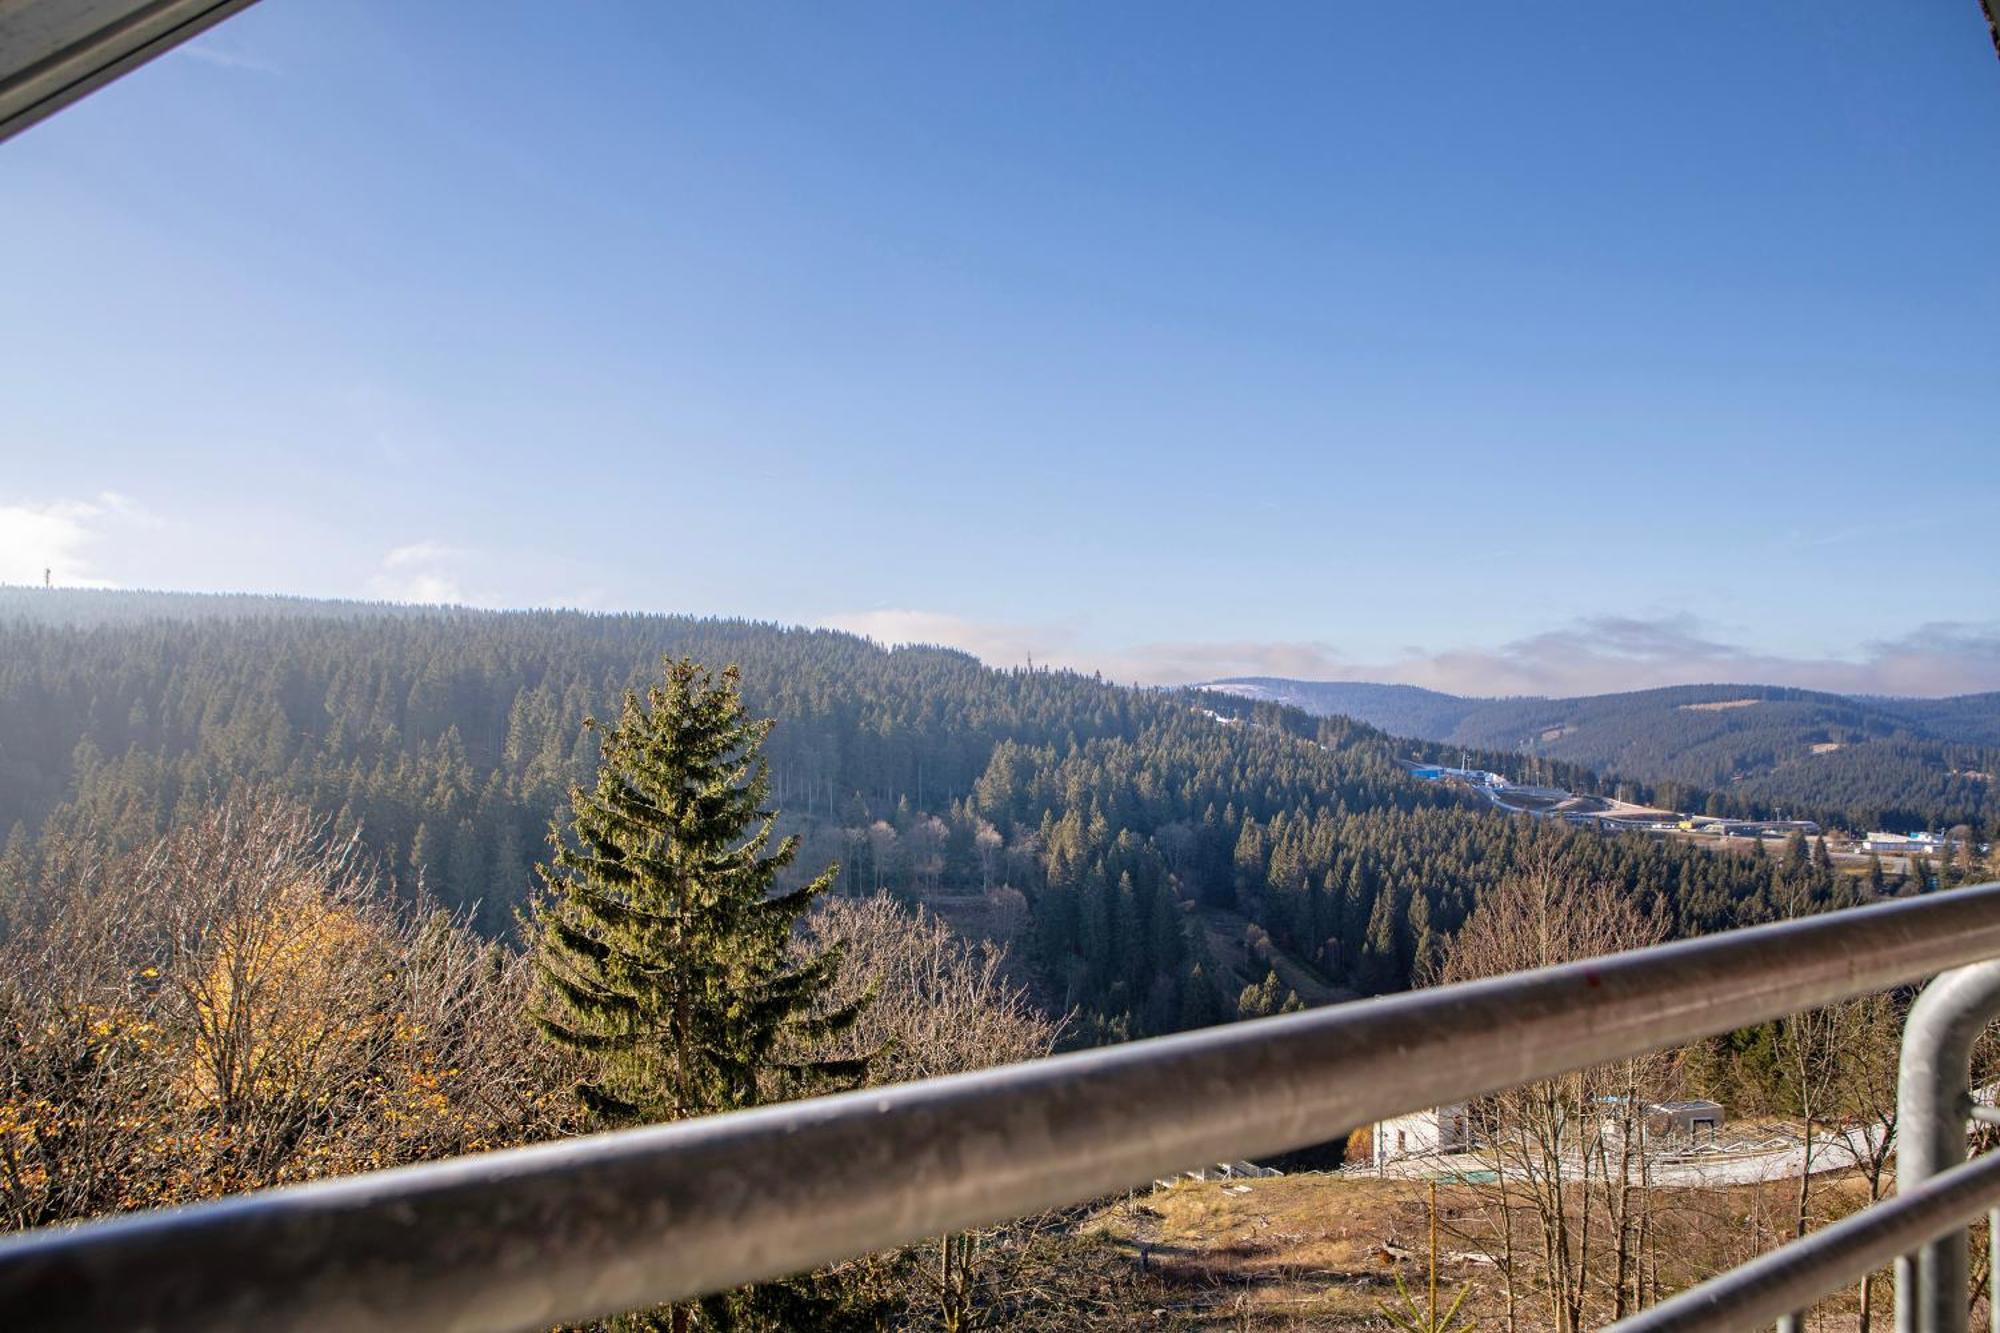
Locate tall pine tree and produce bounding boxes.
[531,658,871,1124]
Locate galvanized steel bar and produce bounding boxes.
[1609,1146,2000,1333]
[0,0,263,143]
[2,882,2000,1333]
[1896,961,2000,1333]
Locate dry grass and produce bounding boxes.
[1088,1175,1467,1328]
[1056,1168,1931,1331]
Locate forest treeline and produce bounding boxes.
[0,589,1927,1041]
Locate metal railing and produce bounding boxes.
[5,882,2000,1332]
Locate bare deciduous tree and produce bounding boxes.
[1436,847,1668,1333]
[0,794,570,1229]
[973,820,1003,893]
[1839,988,1905,1333]
[798,894,1070,1329]
[0,836,168,1228]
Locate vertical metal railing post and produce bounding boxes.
[1896,961,2000,1333]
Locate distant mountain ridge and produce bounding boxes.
[1203,678,2000,828]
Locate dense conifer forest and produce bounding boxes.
[0,589,1886,1042]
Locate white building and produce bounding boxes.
[1863,831,1954,855]
[1371,1104,1470,1166]
[1602,1098,1724,1144]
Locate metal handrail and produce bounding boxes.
[5,881,2000,1332]
[1611,1146,2000,1333]
[1897,961,2000,1333]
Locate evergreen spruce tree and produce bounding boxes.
[531,658,871,1124]
[530,659,883,1331]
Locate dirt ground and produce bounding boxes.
[1063,1168,1934,1330]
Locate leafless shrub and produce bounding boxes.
[800,892,1067,1085]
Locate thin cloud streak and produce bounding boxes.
[177,41,280,75]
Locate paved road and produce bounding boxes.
[1363,1125,1888,1189]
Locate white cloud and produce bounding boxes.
[382,571,467,605]
[815,609,1077,671]
[0,494,137,588]
[368,541,469,606]
[815,608,2000,698]
[1099,639,1350,685]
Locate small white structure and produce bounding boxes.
[1372,1104,1470,1166]
[1645,1099,1724,1141]
[1602,1098,1724,1144]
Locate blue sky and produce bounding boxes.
[4,2,1998,694]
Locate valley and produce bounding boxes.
[1208,677,2000,832]
[0,589,1989,1330]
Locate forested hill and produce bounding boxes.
[1,589,1864,1042]
[1199,679,1489,742]
[1209,677,2000,832]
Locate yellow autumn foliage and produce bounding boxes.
[176,872,388,1115]
[0,796,575,1229]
